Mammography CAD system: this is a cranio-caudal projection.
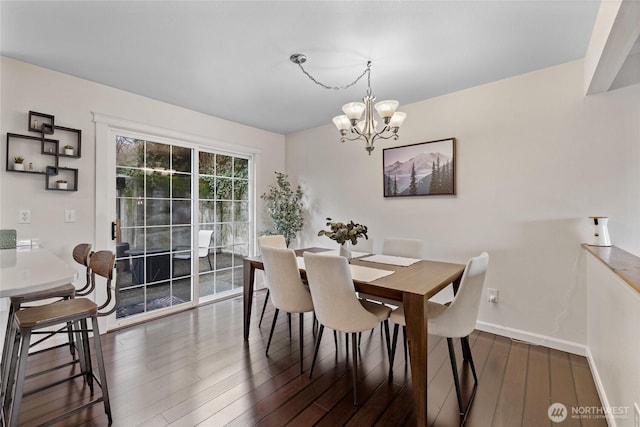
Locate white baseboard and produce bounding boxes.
[585,347,617,427]
[475,320,587,356]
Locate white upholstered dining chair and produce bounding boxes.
[359,237,423,355]
[389,251,489,423]
[382,237,422,259]
[303,251,391,405]
[259,245,314,374]
[257,235,287,328]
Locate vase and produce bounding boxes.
[64,148,74,156]
[14,163,24,171]
[339,242,352,260]
[57,182,68,190]
[588,216,611,246]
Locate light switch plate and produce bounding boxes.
[64,210,76,223]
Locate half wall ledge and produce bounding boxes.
[582,243,640,294]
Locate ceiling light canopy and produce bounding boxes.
[291,53,406,155]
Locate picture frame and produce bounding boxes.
[383,137,456,197]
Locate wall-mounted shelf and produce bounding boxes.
[46,166,78,191]
[5,112,81,191]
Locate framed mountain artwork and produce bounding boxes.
[383,138,456,197]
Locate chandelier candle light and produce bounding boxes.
[290,53,406,155]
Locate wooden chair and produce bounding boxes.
[3,250,116,426]
[388,252,489,424]
[0,243,92,414]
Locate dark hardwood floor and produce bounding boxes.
[16,290,605,426]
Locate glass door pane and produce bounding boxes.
[198,152,249,299]
[115,135,193,318]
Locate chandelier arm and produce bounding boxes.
[371,131,399,142]
[296,62,371,91]
[340,134,367,143]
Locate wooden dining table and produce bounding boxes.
[243,247,465,427]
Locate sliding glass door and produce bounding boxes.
[110,131,253,322]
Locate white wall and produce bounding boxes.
[586,253,640,427]
[285,60,640,350]
[0,56,285,280]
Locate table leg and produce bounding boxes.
[243,260,255,340]
[403,292,429,427]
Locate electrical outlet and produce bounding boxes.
[18,209,31,224]
[634,403,639,427]
[487,288,498,303]
[64,210,76,223]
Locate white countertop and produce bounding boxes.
[0,247,77,297]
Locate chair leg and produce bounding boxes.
[288,313,292,341]
[207,253,213,269]
[345,332,349,361]
[7,326,32,427]
[447,338,464,416]
[66,320,76,357]
[1,316,20,412]
[382,320,391,360]
[258,289,270,328]
[312,313,318,338]
[299,313,304,374]
[402,326,408,364]
[462,336,478,383]
[81,318,94,391]
[351,333,359,406]
[90,315,112,423]
[389,324,399,382]
[333,330,338,351]
[1,303,17,408]
[448,337,479,422]
[266,309,279,356]
[309,324,324,378]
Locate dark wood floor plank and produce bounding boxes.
[9,295,605,427]
[569,353,608,427]
[464,334,509,426]
[493,340,529,426]
[549,348,581,427]
[522,345,551,427]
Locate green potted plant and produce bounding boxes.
[261,172,304,247]
[318,218,368,259]
[63,144,74,156]
[56,179,68,190]
[13,155,25,171]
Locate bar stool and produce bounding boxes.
[0,244,92,415]
[3,250,115,426]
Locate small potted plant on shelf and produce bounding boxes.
[63,145,74,156]
[317,218,368,260]
[56,179,68,190]
[13,155,25,171]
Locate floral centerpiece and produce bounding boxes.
[317,218,368,259]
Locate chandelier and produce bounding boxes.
[290,53,406,155]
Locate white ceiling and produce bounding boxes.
[0,1,600,134]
